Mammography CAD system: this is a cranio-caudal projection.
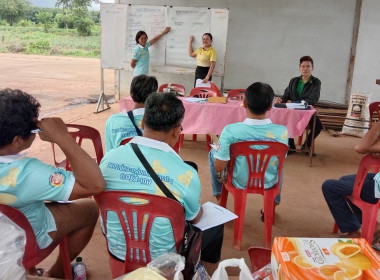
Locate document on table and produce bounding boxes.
[285,100,308,109]
[183,97,208,103]
[193,201,238,231]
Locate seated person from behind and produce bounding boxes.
[100,92,223,263]
[209,82,288,203]
[275,55,322,153]
[0,89,105,278]
[104,74,158,152]
[322,121,380,242]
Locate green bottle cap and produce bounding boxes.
[76,257,82,262]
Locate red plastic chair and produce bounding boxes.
[0,204,72,279]
[369,102,380,128]
[158,83,186,95]
[94,190,185,278]
[210,81,221,96]
[349,154,380,244]
[190,87,220,98]
[51,124,104,171]
[227,89,246,101]
[248,246,271,272]
[120,137,181,154]
[219,141,288,249]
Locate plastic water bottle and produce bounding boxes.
[72,257,87,280]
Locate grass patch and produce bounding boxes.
[0,26,100,58]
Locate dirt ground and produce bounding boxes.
[1,54,375,279]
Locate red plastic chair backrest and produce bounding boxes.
[248,246,271,272]
[369,102,380,127]
[227,89,246,101]
[210,82,221,96]
[52,124,104,171]
[227,141,288,194]
[94,190,185,274]
[0,204,58,268]
[158,83,186,94]
[119,137,181,154]
[190,87,219,98]
[351,154,380,203]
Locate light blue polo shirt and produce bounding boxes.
[132,42,150,76]
[105,108,144,152]
[0,154,75,249]
[214,118,288,189]
[99,136,201,260]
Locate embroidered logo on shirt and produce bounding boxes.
[49,172,66,188]
[0,167,18,187]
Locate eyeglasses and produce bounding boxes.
[30,128,42,134]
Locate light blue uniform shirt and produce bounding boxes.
[132,42,150,76]
[105,108,144,152]
[0,154,75,249]
[100,136,201,260]
[214,118,288,189]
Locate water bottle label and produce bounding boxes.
[73,265,86,280]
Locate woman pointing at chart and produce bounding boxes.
[189,33,217,86]
[130,27,170,76]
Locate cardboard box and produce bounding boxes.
[208,96,227,104]
[271,237,380,280]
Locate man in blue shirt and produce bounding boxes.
[105,75,158,152]
[101,92,223,268]
[0,89,105,278]
[209,82,288,204]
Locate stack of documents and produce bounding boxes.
[183,97,208,103]
[285,100,308,109]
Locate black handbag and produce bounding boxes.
[131,143,202,280]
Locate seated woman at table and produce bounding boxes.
[275,55,322,154]
[188,33,216,87]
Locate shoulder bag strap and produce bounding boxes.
[127,110,143,136]
[131,143,179,203]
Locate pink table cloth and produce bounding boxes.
[119,97,316,138]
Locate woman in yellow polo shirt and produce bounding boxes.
[188,33,217,87]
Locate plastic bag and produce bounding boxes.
[148,252,185,280]
[0,212,26,280]
[341,92,371,137]
[251,263,271,280]
[211,258,254,280]
[114,253,185,280]
[192,264,210,280]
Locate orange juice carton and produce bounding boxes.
[271,237,380,280]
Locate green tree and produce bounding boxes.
[36,11,53,32]
[56,0,99,10]
[0,0,31,26]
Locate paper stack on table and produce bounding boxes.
[285,100,308,109]
[193,201,238,231]
[183,97,208,103]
